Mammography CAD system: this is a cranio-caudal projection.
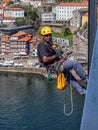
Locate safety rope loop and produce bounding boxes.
[64,72,73,116]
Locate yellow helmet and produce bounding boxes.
[41,26,52,36]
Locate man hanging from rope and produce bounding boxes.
[37,26,88,95]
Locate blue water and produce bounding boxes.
[0,73,85,130]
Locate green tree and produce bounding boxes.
[25,9,38,20]
[15,18,26,26]
[25,8,40,30]
[63,27,72,36]
[8,0,14,5]
[0,24,7,28]
[12,5,40,30]
[48,6,52,12]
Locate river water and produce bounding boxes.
[0,73,85,130]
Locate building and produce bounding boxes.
[0,31,40,57]
[0,6,4,14]
[30,0,41,8]
[56,2,88,23]
[20,0,41,8]
[82,12,88,26]
[29,37,40,56]
[0,6,24,24]
[2,0,10,6]
[41,12,56,23]
[3,16,15,24]
[0,35,10,55]
[70,8,88,28]
[4,8,24,18]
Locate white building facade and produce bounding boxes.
[56,2,88,22]
[31,0,41,8]
[41,12,56,22]
[0,6,4,14]
[0,6,24,24]
[20,0,41,8]
[4,8,24,18]
[3,17,15,24]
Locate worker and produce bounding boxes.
[37,26,88,95]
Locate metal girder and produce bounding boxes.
[88,0,97,73]
[80,1,98,130]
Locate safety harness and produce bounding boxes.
[46,61,66,90]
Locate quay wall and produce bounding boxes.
[0,67,82,80]
[0,67,57,79]
[0,67,47,76]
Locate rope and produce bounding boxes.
[64,72,73,116]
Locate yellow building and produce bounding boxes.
[82,12,88,26]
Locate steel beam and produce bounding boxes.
[88,0,97,73]
[80,1,98,130]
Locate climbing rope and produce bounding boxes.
[64,73,73,116]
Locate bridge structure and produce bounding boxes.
[80,0,98,130]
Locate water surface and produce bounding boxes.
[0,73,85,130]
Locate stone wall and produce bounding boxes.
[0,67,87,80]
[0,67,57,79]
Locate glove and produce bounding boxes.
[55,50,62,59]
[62,53,68,60]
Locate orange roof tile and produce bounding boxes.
[12,31,27,37]
[4,35,10,38]
[18,35,32,42]
[29,38,37,43]
[0,35,10,42]
[0,6,4,8]
[3,0,10,3]
[5,8,23,11]
[27,34,32,38]
[58,2,88,6]
[4,16,15,20]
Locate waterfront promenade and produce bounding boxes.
[0,56,87,80]
[0,65,87,81]
[0,66,47,76]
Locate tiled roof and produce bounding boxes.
[58,2,88,6]
[0,35,10,42]
[29,37,40,42]
[11,31,27,37]
[0,6,4,8]
[29,38,37,42]
[18,35,32,42]
[4,16,15,20]
[0,32,39,47]
[5,8,23,11]
[3,0,10,3]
